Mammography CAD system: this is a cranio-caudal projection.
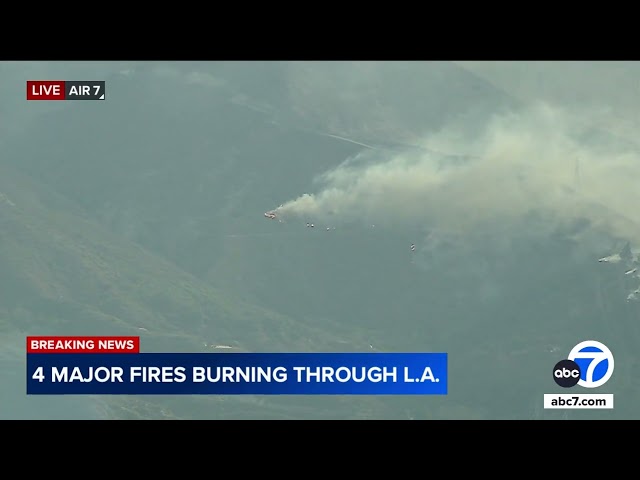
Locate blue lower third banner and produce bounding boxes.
[27,353,448,395]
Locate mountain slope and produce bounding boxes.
[3,62,639,419]
[0,164,405,419]
[0,61,522,316]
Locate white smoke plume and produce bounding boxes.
[275,103,640,247]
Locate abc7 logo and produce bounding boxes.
[553,340,615,388]
[553,359,581,387]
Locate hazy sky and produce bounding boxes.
[277,86,640,251]
[454,61,640,141]
[8,60,640,250]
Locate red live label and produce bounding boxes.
[26,81,66,100]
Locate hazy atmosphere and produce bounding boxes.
[1,61,639,419]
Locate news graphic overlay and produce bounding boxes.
[545,340,615,409]
[26,81,106,100]
[552,359,581,388]
[568,340,614,388]
[26,336,448,395]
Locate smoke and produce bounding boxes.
[275,103,640,247]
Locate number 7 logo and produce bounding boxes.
[568,340,614,388]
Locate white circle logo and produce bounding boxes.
[567,340,614,388]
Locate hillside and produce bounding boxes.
[0,163,413,419]
[1,62,521,321]
[2,61,639,419]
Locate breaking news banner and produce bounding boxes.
[26,81,106,101]
[26,336,448,395]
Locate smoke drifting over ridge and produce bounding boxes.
[275,104,640,246]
